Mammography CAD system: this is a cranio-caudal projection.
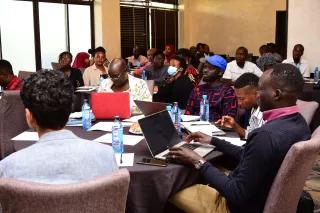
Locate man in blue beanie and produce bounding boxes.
[185,55,238,121]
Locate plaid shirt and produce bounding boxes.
[5,76,22,90]
[185,83,238,121]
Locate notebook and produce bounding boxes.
[138,110,215,160]
[91,92,131,119]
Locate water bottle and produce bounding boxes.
[172,102,181,134]
[82,99,92,130]
[112,116,124,154]
[166,105,174,123]
[141,69,147,80]
[314,67,319,82]
[200,95,210,121]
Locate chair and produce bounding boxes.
[18,71,34,80]
[0,169,130,213]
[297,99,319,125]
[0,91,29,158]
[263,126,320,213]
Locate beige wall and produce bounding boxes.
[179,0,286,56]
[287,0,320,72]
[95,0,121,60]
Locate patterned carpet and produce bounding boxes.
[304,155,320,210]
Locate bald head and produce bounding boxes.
[108,58,129,87]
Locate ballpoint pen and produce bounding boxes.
[120,153,123,164]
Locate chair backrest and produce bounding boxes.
[0,169,130,213]
[297,99,319,125]
[263,126,320,213]
[0,91,29,158]
[18,71,34,80]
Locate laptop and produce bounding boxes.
[91,92,131,119]
[138,110,215,160]
[134,100,167,116]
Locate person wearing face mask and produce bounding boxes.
[155,55,194,109]
[185,55,238,122]
[103,58,152,114]
[216,73,264,139]
[83,46,109,86]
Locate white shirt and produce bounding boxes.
[104,74,152,114]
[282,58,311,78]
[245,106,264,139]
[83,64,108,86]
[223,60,262,82]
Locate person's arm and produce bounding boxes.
[221,87,238,119]
[201,131,273,206]
[221,63,232,81]
[184,87,197,115]
[212,137,244,162]
[254,64,263,77]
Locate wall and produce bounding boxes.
[179,0,286,56]
[95,0,121,60]
[287,0,320,72]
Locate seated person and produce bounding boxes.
[223,46,262,82]
[163,44,175,65]
[127,45,148,68]
[72,52,90,73]
[0,71,118,184]
[144,51,169,85]
[167,63,311,213]
[58,51,84,90]
[83,46,108,86]
[216,73,264,139]
[256,53,277,71]
[132,48,157,77]
[155,55,194,109]
[0,59,22,90]
[283,44,310,78]
[185,55,238,122]
[103,58,152,114]
[176,48,200,86]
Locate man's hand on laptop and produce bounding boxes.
[186,132,212,145]
[166,147,204,166]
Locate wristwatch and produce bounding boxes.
[194,159,206,170]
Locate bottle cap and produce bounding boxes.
[202,95,207,99]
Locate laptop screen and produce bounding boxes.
[134,100,167,116]
[138,110,181,156]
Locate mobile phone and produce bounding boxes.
[137,157,167,167]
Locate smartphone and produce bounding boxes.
[137,157,167,167]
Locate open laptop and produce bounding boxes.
[138,110,215,160]
[91,92,131,119]
[134,100,167,116]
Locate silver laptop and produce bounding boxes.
[138,110,215,160]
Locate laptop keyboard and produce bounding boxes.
[163,143,201,157]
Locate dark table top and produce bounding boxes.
[12,124,227,213]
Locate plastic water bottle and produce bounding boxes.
[314,67,319,82]
[200,95,210,121]
[166,105,174,123]
[82,99,92,130]
[172,102,181,134]
[112,116,124,154]
[141,69,147,80]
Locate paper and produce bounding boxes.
[12,131,39,141]
[216,136,246,147]
[94,134,144,146]
[123,115,145,123]
[75,86,97,92]
[69,112,82,119]
[115,153,134,167]
[181,115,200,122]
[182,121,225,136]
[89,122,132,131]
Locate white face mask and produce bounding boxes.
[167,66,178,76]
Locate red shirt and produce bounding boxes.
[5,76,22,90]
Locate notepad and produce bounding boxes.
[180,115,200,122]
[89,122,132,131]
[12,131,39,141]
[123,115,145,123]
[93,134,144,146]
[182,121,225,136]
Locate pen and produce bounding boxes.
[120,153,123,164]
[190,124,210,126]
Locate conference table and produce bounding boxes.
[12,124,227,213]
